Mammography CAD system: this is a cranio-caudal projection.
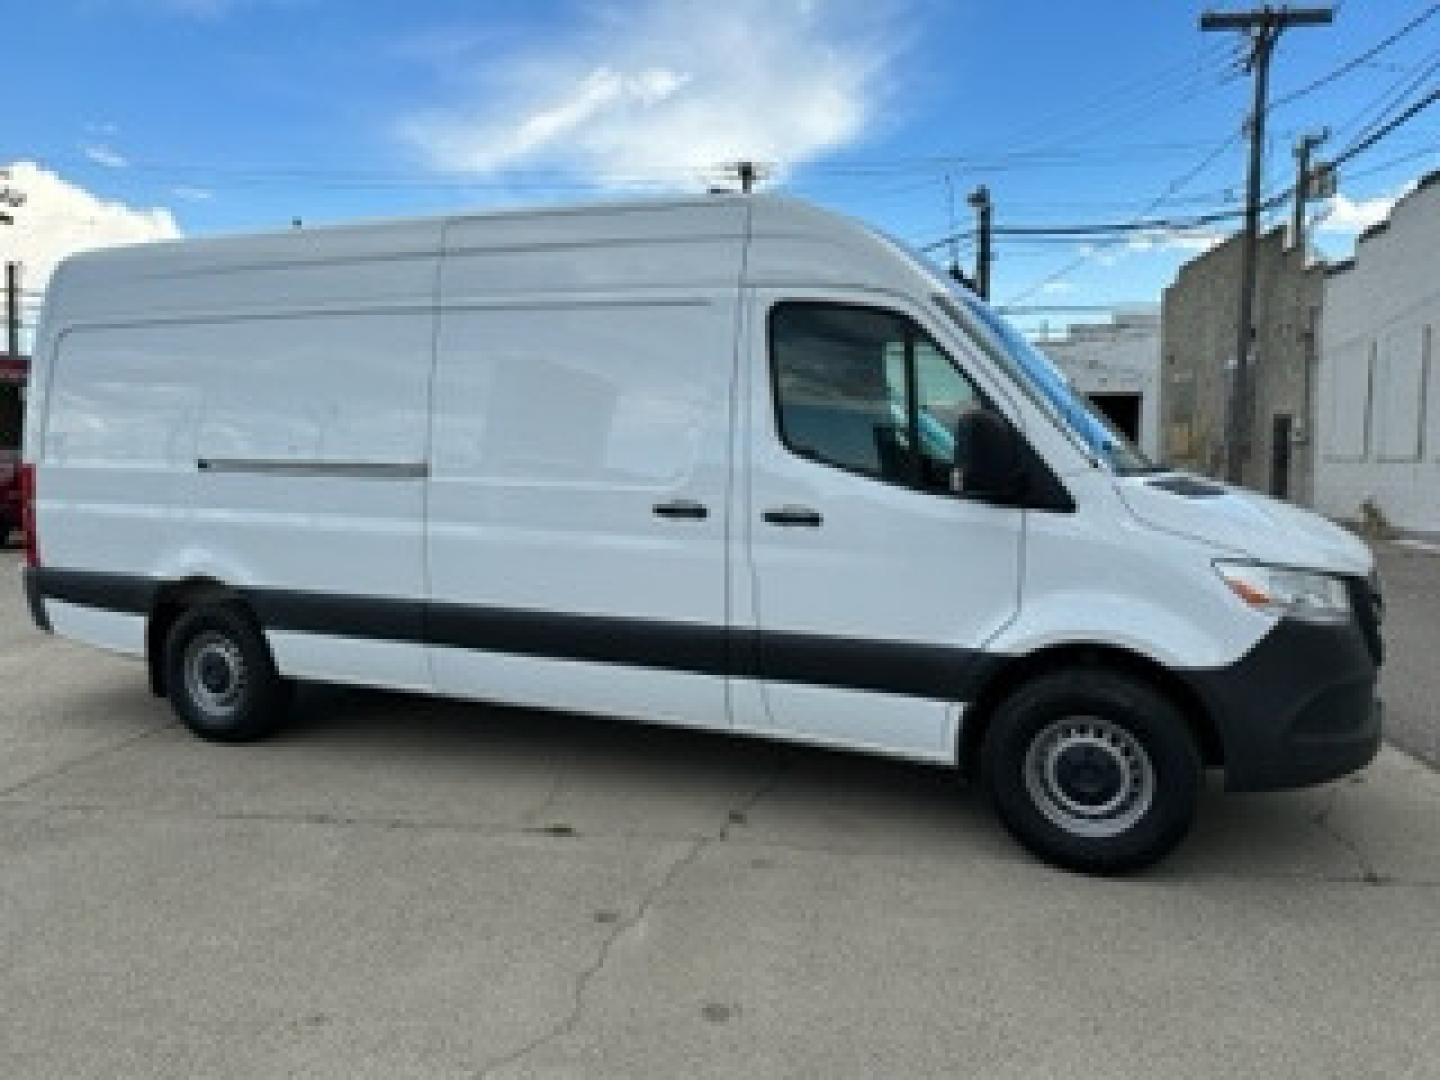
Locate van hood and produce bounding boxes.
[1114,472,1373,576]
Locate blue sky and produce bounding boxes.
[6,0,1438,331]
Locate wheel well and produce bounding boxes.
[145,578,244,697]
[959,644,1224,775]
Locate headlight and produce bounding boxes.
[1213,560,1350,623]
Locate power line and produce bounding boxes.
[1342,142,1440,180]
[996,303,1157,312]
[1269,1,1440,112]
[917,196,1296,252]
[1330,86,1440,167]
[1002,131,1243,304]
[10,140,1247,194]
[993,39,1235,159]
[1000,45,1241,162]
[1334,47,1440,144]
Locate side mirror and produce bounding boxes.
[953,409,1026,503]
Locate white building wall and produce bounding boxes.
[1040,306,1162,459]
[1315,174,1440,533]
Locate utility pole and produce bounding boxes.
[1290,128,1329,251]
[5,263,19,358]
[1201,5,1333,485]
[967,184,992,300]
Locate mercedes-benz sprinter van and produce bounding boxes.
[18,196,1383,872]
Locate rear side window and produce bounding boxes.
[769,302,984,489]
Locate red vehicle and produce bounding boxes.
[1,354,26,544]
[0,449,19,543]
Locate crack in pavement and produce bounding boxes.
[5,796,1439,886]
[472,755,792,1080]
[521,754,569,828]
[1311,783,1392,886]
[7,761,1439,888]
[0,718,177,799]
[473,834,707,1080]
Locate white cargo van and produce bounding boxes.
[19,196,1382,872]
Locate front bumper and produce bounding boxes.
[1185,607,1382,792]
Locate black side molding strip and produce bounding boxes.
[253,589,426,645]
[32,568,159,615]
[29,568,994,701]
[428,602,732,678]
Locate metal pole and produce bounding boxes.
[5,263,18,358]
[968,185,992,300]
[1290,129,1328,250]
[1201,6,1334,485]
[1227,25,1275,483]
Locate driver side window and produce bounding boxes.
[770,302,985,490]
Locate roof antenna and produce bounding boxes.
[717,160,771,195]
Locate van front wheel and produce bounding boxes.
[980,669,1200,874]
[164,603,292,743]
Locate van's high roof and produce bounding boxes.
[42,195,942,330]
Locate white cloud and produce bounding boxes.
[400,0,901,188]
[0,162,180,298]
[1315,192,1398,236]
[81,143,129,169]
[171,185,215,202]
[1040,280,1073,295]
[1126,227,1227,254]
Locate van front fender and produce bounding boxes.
[986,588,1269,673]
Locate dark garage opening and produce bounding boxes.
[1088,391,1142,444]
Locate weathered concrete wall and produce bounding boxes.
[1316,173,1440,533]
[1160,228,1324,503]
[1041,306,1161,459]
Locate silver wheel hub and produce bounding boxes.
[1024,717,1155,838]
[183,632,248,720]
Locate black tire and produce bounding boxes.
[980,668,1200,874]
[164,603,293,743]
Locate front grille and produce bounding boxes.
[1347,575,1384,667]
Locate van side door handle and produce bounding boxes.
[653,499,709,520]
[762,505,823,527]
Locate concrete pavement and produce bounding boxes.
[2,548,1439,1079]
[1376,537,1440,768]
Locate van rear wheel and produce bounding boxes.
[164,603,292,743]
[980,668,1199,874]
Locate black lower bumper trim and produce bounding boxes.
[1185,615,1382,792]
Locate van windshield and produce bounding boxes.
[934,286,1156,475]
